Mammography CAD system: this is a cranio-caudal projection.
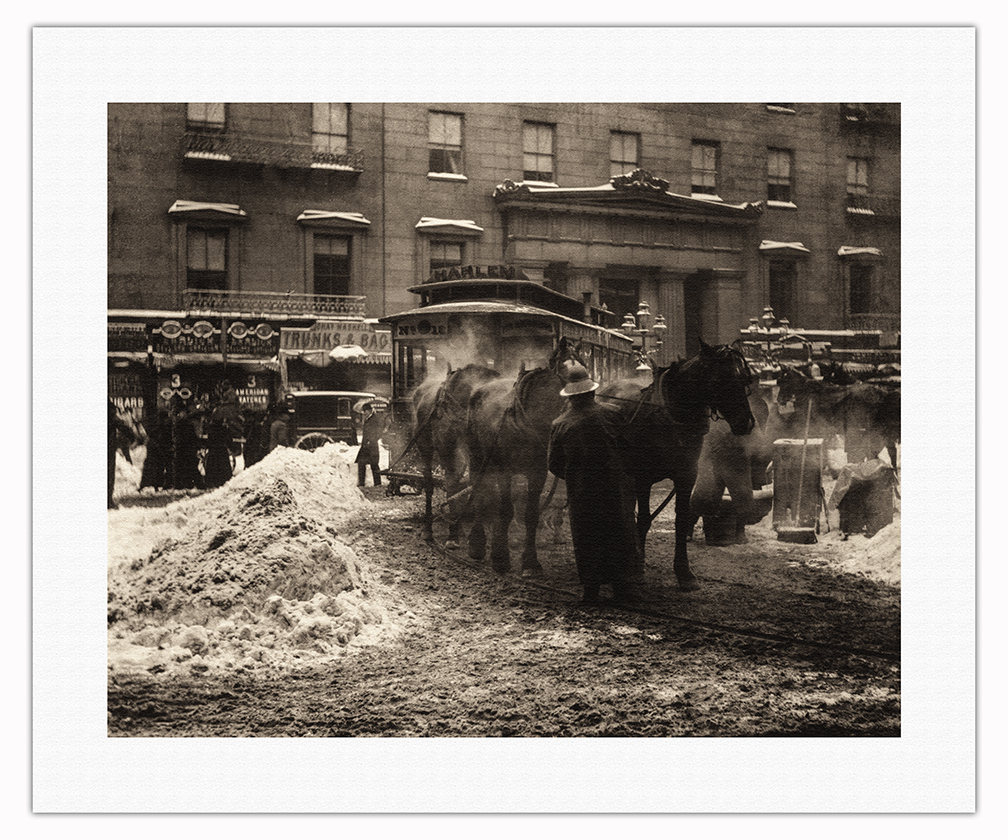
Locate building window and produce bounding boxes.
[313,234,351,297]
[428,111,463,175]
[691,141,719,195]
[598,277,640,327]
[849,263,872,314]
[186,227,228,290]
[187,103,225,131]
[847,157,869,197]
[523,121,555,183]
[768,260,797,322]
[610,131,639,179]
[312,103,349,156]
[429,240,463,275]
[767,148,793,203]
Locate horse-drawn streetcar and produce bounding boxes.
[378,265,638,493]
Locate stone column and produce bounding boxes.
[656,270,686,362]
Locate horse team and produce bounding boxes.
[407,339,758,592]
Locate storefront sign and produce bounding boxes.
[235,387,270,409]
[281,320,392,353]
[108,322,149,353]
[391,315,451,339]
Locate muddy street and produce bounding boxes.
[108,464,900,738]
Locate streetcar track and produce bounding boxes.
[422,537,900,664]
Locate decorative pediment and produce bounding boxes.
[610,168,670,194]
[492,172,763,222]
[168,200,247,224]
[297,210,371,230]
[414,217,485,237]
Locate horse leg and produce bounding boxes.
[673,470,700,591]
[421,460,434,543]
[490,471,514,574]
[467,470,490,562]
[635,482,653,559]
[520,469,546,576]
[444,452,465,548]
[723,468,756,545]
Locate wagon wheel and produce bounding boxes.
[295,432,334,451]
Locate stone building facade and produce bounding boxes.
[107,102,899,413]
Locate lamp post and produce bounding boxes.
[622,301,667,378]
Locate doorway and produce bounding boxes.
[683,273,707,357]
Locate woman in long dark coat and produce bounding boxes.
[172,405,204,490]
[547,365,641,606]
[140,411,171,491]
[203,412,234,488]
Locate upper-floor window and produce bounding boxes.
[768,260,797,323]
[767,148,793,203]
[691,141,719,195]
[847,157,870,197]
[849,263,872,314]
[313,234,351,297]
[609,131,639,179]
[523,121,555,183]
[187,103,226,131]
[429,240,464,275]
[312,103,349,156]
[186,227,228,291]
[428,111,463,175]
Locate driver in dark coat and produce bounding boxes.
[547,364,642,606]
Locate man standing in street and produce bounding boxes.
[547,364,642,606]
[356,402,387,488]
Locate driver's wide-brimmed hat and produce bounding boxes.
[560,363,599,397]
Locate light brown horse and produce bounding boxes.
[411,364,501,544]
[463,341,581,575]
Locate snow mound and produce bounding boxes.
[108,444,403,678]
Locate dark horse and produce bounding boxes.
[412,363,501,544]
[597,341,756,591]
[775,366,900,472]
[464,341,581,575]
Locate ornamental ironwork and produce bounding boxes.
[181,131,364,172]
[611,168,671,194]
[492,179,531,198]
[184,289,367,318]
[846,193,901,219]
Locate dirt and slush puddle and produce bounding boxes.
[108,478,900,738]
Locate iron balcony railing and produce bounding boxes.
[845,192,901,219]
[847,312,901,334]
[181,131,365,172]
[184,289,367,318]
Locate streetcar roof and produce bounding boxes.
[378,300,632,342]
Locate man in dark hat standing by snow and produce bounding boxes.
[547,364,642,606]
[356,402,387,487]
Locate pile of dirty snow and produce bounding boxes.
[108,443,407,678]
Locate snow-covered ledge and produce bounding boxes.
[427,172,468,183]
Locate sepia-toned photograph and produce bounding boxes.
[32,26,976,814]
